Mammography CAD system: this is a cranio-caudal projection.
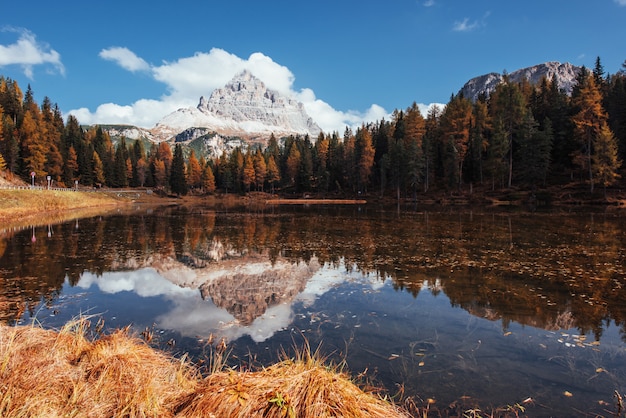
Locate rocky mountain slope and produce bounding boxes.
[151,70,321,142]
[458,61,581,101]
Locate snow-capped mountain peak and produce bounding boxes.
[152,70,321,141]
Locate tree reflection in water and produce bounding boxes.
[1,205,625,415]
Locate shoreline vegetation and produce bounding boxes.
[0,319,410,418]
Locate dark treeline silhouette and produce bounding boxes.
[1,57,625,197]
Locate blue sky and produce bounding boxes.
[1,0,625,133]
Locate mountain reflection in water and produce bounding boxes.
[1,205,626,416]
[73,257,382,343]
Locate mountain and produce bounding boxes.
[458,61,582,102]
[152,70,322,142]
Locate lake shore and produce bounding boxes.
[2,178,625,229]
[0,320,409,417]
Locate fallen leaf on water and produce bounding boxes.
[504,331,512,337]
[388,354,400,360]
[418,361,425,367]
[564,391,573,397]
[595,368,605,373]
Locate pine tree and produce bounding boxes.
[92,151,105,186]
[468,99,491,186]
[571,71,608,192]
[356,125,375,193]
[253,149,267,191]
[111,138,128,187]
[266,155,280,194]
[440,95,472,188]
[201,163,216,193]
[285,144,301,186]
[242,153,255,192]
[20,109,47,179]
[592,123,621,197]
[516,114,553,187]
[489,78,527,188]
[65,146,78,183]
[314,134,330,192]
[153,159,167,189]
[403,103,425,196]
[169,143,187,195]
[186,149,202,190]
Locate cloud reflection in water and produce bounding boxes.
[75,259,384,343]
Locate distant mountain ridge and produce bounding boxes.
[458,61,582,101]
[98,61,583,159]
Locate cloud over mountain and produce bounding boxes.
[68,47,396,133]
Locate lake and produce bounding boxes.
[1,203,625,416]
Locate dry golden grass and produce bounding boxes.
[0,189,127,226]
[0,319,409,418]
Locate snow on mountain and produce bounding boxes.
[151,70,321,142]
[459,61,581,101]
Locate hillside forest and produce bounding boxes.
[1,58,626,199]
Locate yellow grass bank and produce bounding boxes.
[0,320,409,418]
[0,188,130,227]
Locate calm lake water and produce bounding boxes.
[1,204,626,416]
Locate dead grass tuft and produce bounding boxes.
[0,320,408,417]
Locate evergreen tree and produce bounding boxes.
[516,114,553,187]
[422,105,441,192]
[593,56,605,88]
[468,98,491,185]
[355,125,375,193]
[65,146,79,184]
[571,71,608,192]
[485,119,510,190]
[314,134,330,192]
[253,149,267,191]
[186,149,202,189]
[20,109,46,179]
[403,103,426,196]
[92,150,105,186]
[440,95,472,188]
[592,123,621,196]
[489,78,527,188]
[153,159,167,189]
[169,143,187,195]
[217,153,233,193]
[266,155,280,194]
[201,163,216,193]
[112,138,128,187]
[242,152,255,192]
[285,143,301,187]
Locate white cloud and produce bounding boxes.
[99,47,150,72]
[69,47,418,134]
[422,0,435,6]
[452,17,479,32]
[452,12,489,33]
[615,0,626,5]
[0,27,64,78]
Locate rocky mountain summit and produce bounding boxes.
[151,70,321,142]
[458,61,581,102]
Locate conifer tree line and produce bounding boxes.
[1,58,625,196]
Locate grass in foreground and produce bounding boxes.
[0,319,409,418]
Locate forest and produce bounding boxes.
[1,57,625,200]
